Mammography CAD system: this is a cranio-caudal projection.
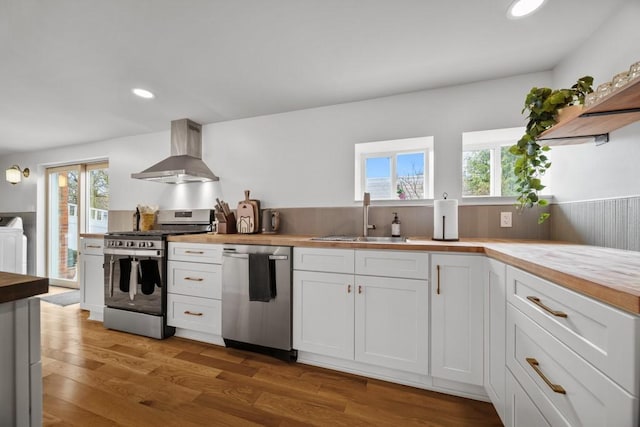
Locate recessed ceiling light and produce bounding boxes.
[132,88,155,99]
[507,0,546,18]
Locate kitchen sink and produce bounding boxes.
[357,236,407,243]
[310,235,406,243]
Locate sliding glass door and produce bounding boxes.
[47,162,109,287]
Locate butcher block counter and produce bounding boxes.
[0,271,49,304]
[168,234,640,314]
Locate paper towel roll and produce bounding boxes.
[433,196,459,241]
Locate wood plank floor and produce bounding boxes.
[40,292,503,426]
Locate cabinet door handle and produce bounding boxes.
[184,277,204,282]
[358,285,362,294]
[347,284,351,293]
[526,358,566,394]
[185,250,204,254]
[527,296,568,318]
[184,310,203,316]
[436,264,441,295]
[87,245,102,249]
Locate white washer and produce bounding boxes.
[0,216,27,274]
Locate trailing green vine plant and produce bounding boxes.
[509,76,594,224]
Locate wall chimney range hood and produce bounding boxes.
[131,119,219,184]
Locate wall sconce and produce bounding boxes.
[6,165,30,185]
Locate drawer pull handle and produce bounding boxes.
[436,264,441,295]
[527,296,568,318]
[184,310,203,316]
[347,284,351,293]
[184,277,204,282]
[358,285,363,294]
[185,250,204,254]
[526,358,566,394]
[87,245,102,249]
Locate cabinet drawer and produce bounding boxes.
[80,238,104,255]
[507,305,637,427]
[167,293,221,335]
[294,248,354,274]
[355,250,428,279]
[507,266,640,395]
[167,261,221,299]
[168,243,223,264]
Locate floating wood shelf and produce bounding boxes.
[538,77,640,146]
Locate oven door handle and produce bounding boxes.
[104,248,163,257]
[108,256,115,297]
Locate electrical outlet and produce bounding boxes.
[500,212,513,228]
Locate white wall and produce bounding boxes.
[549,0,640,202]
[1,71,551,213]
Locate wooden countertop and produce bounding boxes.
[169,234,640,314]
[0,272,49,304]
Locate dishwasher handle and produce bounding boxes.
[223,253,288,261]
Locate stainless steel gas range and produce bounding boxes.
[103,209,213,339]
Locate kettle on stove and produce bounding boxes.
[261,209,280,234]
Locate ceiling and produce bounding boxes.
[0,0,625,155]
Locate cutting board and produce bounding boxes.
[237,190,258,233]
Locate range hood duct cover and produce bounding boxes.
[131,119,219,184]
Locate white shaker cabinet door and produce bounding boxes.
[354,275,428,374]
[485,258,507,424]
[293,270,354,360]
[430,254,484,385]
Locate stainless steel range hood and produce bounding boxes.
[131,119,219,184]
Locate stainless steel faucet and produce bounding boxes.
[363,192,376,237]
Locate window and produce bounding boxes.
[462,127,523,197]
[355,136,434,200]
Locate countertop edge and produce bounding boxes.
[168,234,640,315]
[0,272,50,304]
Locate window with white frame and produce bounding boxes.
[355,136,434,200]
[462,127,525,197]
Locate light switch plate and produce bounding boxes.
[500,212,512,228]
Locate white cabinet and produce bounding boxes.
[79,237,104,321]
[293,270,354,359]
[485,258,507,424]
[293,248,429,374]
[430,254,484,386]
[507,304,636,427]
[504,265,640,427]
[355,275,428,373]
[167,242,223,345]
[0,298,42,427]
[505,370,551,427]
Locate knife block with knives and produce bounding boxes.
[214,198,237,234]
[236,190,260,234]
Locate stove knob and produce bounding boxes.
[117,241,123,247]
[127,241,135,247]
[146,241,154,248]
[138,241,146,248]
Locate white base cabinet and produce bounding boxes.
[430,254,484,386]
[0,298,42,427]
[79,237,104,321]
[293,248,429,375]
[167,242,224,345]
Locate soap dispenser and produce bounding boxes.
[391,212,401,237]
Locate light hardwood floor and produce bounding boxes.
[40,290,502,426]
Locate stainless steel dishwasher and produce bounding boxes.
[221,244,296,361]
